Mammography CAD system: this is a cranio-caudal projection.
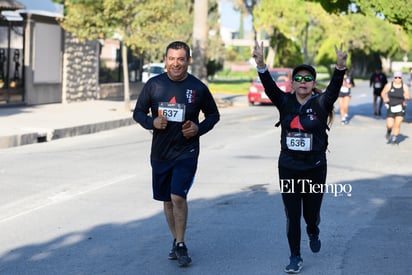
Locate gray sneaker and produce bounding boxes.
[391,135,398,145]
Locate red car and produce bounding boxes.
[248,68,293,105]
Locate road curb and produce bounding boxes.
[0,118,135,149]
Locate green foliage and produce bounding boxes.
[58,1,107,39]
[56,0,412,80]
[254,0,339,66]
[207,60,224,79]
[59,0,225,73]
[59,0,193,62]
[271,33,303,66]
[252,0,412,78]
[357,0,412,32]
[254,0,307,40]
[208,66,256,95]
[216,69,256,80]
[224,46,248,62]
[316,39,341,74]
[207,0,226,75]
[311,0,352,13]
[350,13,401,56]
[308,0,412,32]
[208,81,251,94]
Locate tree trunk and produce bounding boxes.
[192,0,208,84]
[122,43,130,111]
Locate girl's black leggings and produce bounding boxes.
[278,165,327,256]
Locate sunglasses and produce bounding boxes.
[394,77,402,79]
[294,75,314,82]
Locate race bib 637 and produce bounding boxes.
[158,102,186,122]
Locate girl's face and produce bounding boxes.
[292,70,316,98]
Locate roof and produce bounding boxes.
[0,0,25,11]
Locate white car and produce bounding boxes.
[142,63,165,83]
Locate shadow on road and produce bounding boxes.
[0,174,411,275]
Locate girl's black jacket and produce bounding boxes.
[258,67,346,170]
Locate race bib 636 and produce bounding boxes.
[286,132,313,151]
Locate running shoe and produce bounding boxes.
[391,135,398,145]
[168,239,177,260]
[284,255,303,274]
[175,242,192,267]
[385,131,391,140]
[308,233,321,253]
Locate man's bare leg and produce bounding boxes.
[164,201,176,239]
[170,194,188,243]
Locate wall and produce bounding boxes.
[62,32,99,103]
[98,82,143,100]
[23,13,63,105]
[21,13,140,105]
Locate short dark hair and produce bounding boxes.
[166,41,191,59]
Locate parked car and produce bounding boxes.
[142,63,165,83]
[248,67,293,105]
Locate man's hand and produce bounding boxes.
[182,120,198,139]
[153,116,168,130]
[252,40,266,69]
[334,43,348,69]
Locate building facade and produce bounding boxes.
[1,8,142,107]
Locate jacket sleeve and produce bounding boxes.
[198,90,220,136]
[321,68,346,111]
[258,69,284,108]
[133,85,154,130]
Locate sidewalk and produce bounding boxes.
[0,95,240,149]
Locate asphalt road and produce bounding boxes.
[0,80,411,274]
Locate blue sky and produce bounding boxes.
[220,0,252,31]
[18,0,62,13]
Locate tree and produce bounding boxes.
[253,0,411,77]
[53,0,193,110]
[311,0,412,32]
[315,0,412,73]
[254,0,332,66]
[192,0,208,83]
[206,0,226,79]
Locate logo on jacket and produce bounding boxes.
[186,89,196,103]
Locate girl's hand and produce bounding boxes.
[334,43,348,69]
[252,40,266,69]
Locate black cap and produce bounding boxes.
[292,64,316,80]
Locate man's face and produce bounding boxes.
[165,48,190,81]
